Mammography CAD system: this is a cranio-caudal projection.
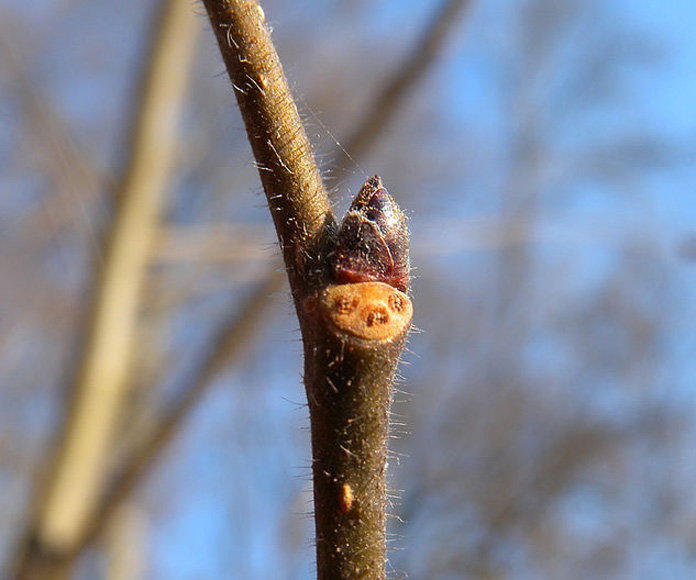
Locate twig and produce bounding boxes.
[303,281,412,579]
[202,0,333,304]
[202,4,413,579]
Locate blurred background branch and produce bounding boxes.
[340,0,471,164]
[76,272,285,556]
[11,0,200,577]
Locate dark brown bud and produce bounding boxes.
[333,175,410,293]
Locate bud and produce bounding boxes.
[333,175,410,293]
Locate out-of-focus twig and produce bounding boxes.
[151,223,273,263]
[0,23,109,253]
[341,0,471,162]
[153,214,669,264]
[77,272,285,553]
[11,0,200,578]
[105,503,145,580]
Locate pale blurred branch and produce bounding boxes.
[12,0,200,577]
[151,223,274,263]
[105,503,145,580]
[153,215,668,265]
[145,261,281,309]
[75,273,285,555]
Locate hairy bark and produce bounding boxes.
[202,0,334,303]
[304,283,412,578]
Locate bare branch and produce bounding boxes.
[202,4,413,578]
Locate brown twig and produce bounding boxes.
[303,282,413,579]
[203,0,333,305]
[203,3,413,578]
